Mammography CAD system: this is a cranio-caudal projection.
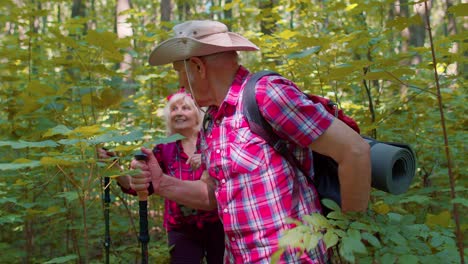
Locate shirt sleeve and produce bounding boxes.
[255,75,334,148]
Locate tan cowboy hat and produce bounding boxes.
[148,20,260,66]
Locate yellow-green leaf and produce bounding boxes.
[448,3,468,16]
[40,157,77,166]
[425,211,452,228]
[277,30,297,40]
[71,125,102,137]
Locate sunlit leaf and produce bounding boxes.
[448,3,468,16]
[71,124,102,137]
[345,3,358,11]
[277,30,297,40]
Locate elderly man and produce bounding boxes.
[131,20,371,263]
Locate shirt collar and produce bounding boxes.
[224,65,250,106]
[207,66,250,120]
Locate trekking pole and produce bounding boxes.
[134,153,149,264]
[100,147,113,264]
[103,176,111,264]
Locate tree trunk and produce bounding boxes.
[224,0,232,28]
[161,0,172,22]
[396,0,410,99]
[116,0,134,81]
[176,0,191,21]
[409,1,429,65]
[259,0,277,35]
[445,0,459,76]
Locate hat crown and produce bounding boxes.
[173,20,228,39]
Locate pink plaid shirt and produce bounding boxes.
[153,140,221,231]
[120,139,220,231]
[201,66,334,263]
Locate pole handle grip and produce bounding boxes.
[135,152,149,201]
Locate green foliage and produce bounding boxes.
[0,0,466,263]
[276,198,461,263]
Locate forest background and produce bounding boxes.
[0,0,466,263]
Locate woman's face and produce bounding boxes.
[169,99,198,133]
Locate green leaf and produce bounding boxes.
[0,140,59,149]
[43,125,72,137]
[287,46,321,59]
[400,195,430,205]
[0,214,23,225]
[448,3,468,16]
[349,222,370,230]
[451,197,468,207]
[55,191,79,202]
[347,229,362,240]
[388,232,407,246]
[361,232,381,248]
[43,255,78,264]
[342,236,367,254]
[321,198,341,212]
[380,253,397,264]
[398,255,418,264]
[152,134,185,145]
[323,230,339,249]
[326,211,346,220]
[0,161,41,171]
[303,213,330,229]
[270,249,284,264]
[40,157,79,166]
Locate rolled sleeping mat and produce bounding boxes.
[363,137,417,195]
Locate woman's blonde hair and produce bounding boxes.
[163,92,203,136]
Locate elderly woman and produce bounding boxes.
[109,90,224,264]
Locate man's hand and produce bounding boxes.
[130,147,163,194]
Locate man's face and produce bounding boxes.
[172,59,211,107]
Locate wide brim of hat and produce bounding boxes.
[148,32,259,66]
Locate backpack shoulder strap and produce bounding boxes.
[242,70,308,176]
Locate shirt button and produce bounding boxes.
[221,179,226,184]
[215,149,221,154]
[215,120,221,125]
[231,237,235,242]
[223,208,228,213]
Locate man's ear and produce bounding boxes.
[189,57,207,78]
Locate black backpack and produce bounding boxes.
[242,71,361,212]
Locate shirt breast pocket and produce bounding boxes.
[229,128,266,174]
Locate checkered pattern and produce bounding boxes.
[201,66,333,263]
